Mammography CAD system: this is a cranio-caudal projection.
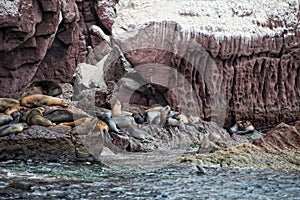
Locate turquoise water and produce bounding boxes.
[0,151,299,199]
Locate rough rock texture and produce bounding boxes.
[111,0,300,129]
[0,0,117,99]
[0,119,247,162]
[0,0,299,130]
[180,121,300,170]
[0,125,103,162]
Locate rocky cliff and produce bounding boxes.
[0,0,299,129]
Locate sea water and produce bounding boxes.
[0,150,299,199]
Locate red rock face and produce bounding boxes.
[253,122,300,151]
[0,0,299,130]
[0,0,117,98]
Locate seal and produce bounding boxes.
[21,94,68,108]
[0,114,13,126]
[26,107,55,126]
[159,105,171,127]
[112,99,122,117]
[0,123,29,137]
[113,116,136,129]
[44,109,88,123]
[29,80,62,96]
[0,98,20,113]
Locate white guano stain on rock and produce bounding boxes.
[113,0,299,42]
[0,0,20,16]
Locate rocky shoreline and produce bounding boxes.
[179,122,300,171]
[0,0,299,171]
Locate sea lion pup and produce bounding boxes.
[113,116,136,129]
[0,123,29,137]
[26,107,55,126]
[132,113,144,124]
[0,98,20,113]
[0,114,13,126]
[44,109,88,123]
[159,105,171,127]
[97,111,123,134]
[21,94,68,108]
[29,80,62,96]
[112,99,122,117]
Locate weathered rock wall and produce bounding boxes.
[0,0,299,130]
[0,0,117,98]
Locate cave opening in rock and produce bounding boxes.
[128,83,179,110]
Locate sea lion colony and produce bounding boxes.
[0,91,203,142]
[0,83,257,142]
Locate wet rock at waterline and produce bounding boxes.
[180,122,300,170]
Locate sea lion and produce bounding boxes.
[10,111,22,123]
[159,105,171,127]
[166,117,185,129]
[97,120,112,143]
[132,113,144,124]
[173,114,189,124]
[112,99,122,117]
[0,98,20,113]
[0,114,13,126]
[144,111,160,124]
[59,117,92,127]
[0,123,28,137]
[113,116,136,129]
[144,106,163,114]
[71,117,99,135]
[121,111,132,116]
[21,94,68,108]
[229,120,255,135]
[26,107,55,126]
[97,111,123,134]
[44,109,88,123]
[29,80,62,96]
[126,125,147,140]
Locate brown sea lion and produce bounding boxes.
[59,117,92,127]
[26,107,55,126]
[21,94,68,108]
[143,105,163,114]
[0,98,20,113]
[44,109,88,123]
[112,99,122,117]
